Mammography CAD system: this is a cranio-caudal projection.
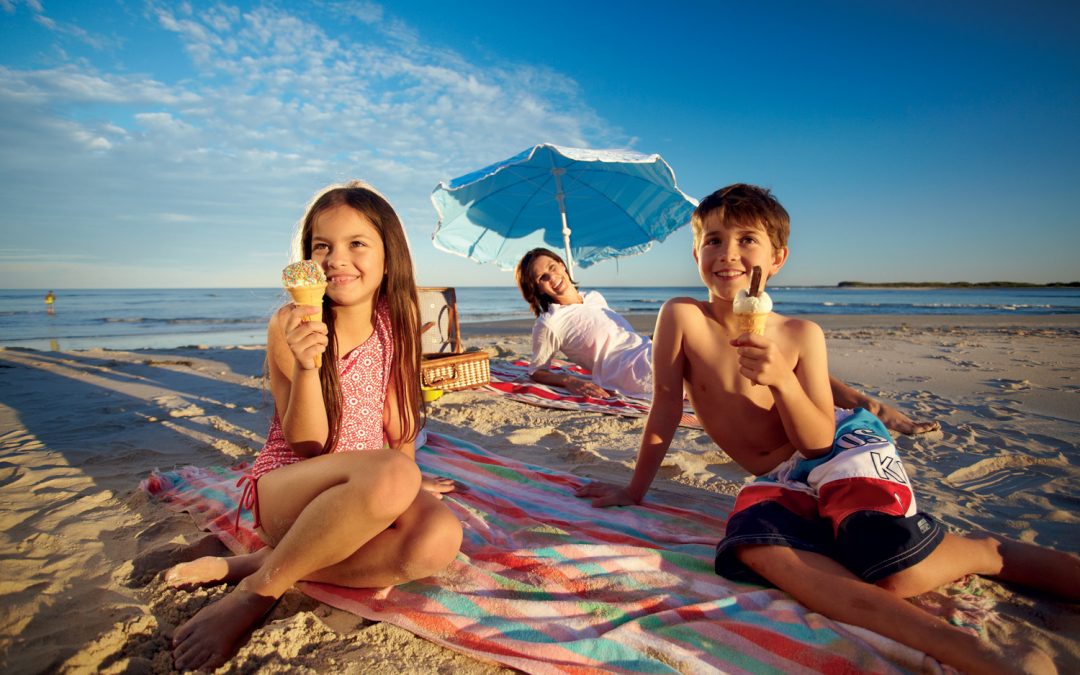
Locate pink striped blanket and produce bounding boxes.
[144,433,988,674]
[485,359,701,429]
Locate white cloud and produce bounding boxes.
[0,249,91,262]
[158,213,197,223]
[328,0,383,25]
[0,2,623,288]
[0,65,201,105]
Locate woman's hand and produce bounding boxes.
[575,481,639,508]
[421,476,457,499]
[284,304,328,370]
[564,377,610,399]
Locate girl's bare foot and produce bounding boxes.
[165,557,230,588]
[172,585,278,671]
[165,548,270,588]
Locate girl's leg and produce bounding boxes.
[738,545,1052,674]
[876,532,1080,601]
[303,488,463,588]
[165,490,463,589]
[172,450,421,671]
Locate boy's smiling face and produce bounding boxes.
[694,215,788,302]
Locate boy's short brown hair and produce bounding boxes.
[691,184,790,251]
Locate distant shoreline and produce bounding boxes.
[461,312,1080,338]
[837,281,1080,289]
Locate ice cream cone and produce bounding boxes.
[287,284,326,310]
[737,312,769,336]
[286,283,327,367]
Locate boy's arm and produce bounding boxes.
[578,300,687,506]
[734,319,835,455]
[776,321,835,454]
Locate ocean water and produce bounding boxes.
[1,286,1078,352]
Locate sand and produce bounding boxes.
[0,314,1077,673]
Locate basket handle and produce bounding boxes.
[427,367,458,386]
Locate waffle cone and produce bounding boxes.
[287,284,327,309]
[737,312,768,336]
[286,283,327,367]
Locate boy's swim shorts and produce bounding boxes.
[715,408,944,584]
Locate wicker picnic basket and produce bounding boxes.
[418,287,490,391]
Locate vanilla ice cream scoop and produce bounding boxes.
[733,265,772,336]
[733,288,773,315]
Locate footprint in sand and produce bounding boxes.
[505,428,557,447]
[168,404,205,418]
[152,395,206,418]
[977,404,1019,421]
[945,455,1067,497]
[985,378,1034,392]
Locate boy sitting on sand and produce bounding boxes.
[578,183,1078,674]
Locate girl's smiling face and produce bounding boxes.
[310,204,386,307]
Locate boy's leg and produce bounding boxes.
[737,544,1053,674]
[877,531,1080,601]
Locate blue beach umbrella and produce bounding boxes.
[431,144,697,278]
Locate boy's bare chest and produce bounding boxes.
[682,326,796,399]
[680,324,798,472]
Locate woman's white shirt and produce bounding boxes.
[529,291,652,400]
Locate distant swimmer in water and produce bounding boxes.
[45,290,55,315]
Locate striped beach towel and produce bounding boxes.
[144,433,984,674]
[486,359,701,429]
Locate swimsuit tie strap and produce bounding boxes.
[235,474,259,532]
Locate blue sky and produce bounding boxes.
[1,0,1077,289]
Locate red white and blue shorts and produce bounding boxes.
[715,408,943,584]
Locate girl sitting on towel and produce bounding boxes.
[166,181,462,671]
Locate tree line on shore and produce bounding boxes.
[837,281,1080,288]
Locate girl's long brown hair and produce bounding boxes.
[297,181,423,451]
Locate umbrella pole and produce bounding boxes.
[560,208,575,281]
[553,167,575,281]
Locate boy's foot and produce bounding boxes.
[985,642,1056,675]
[868,400,940,435]
[172,586,278,671]
[1016,646,1057,675]
[165,548,270,588]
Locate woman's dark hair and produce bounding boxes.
[515,247,574,317]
